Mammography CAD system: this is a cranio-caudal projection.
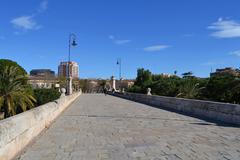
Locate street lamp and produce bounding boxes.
[117,58,122,80]
[67,33,77,95]
[117,58,122,91]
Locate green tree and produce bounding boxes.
[128,67,240,104]
[135,68,152,86]
[34,88,60,106]
[150,76,180,96]
[229,79,240,104]
[0,59,27,75]
[0,65,36,118]
[205,72,240,103]
[177,80,200,99]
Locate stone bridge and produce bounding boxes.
[15,94,240,160]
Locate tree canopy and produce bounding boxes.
[0,59,27,75]
[128,68,240,104]
[0,59,35,118]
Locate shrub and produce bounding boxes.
[150,76,180,97]
[34,88,61,106]
[127,85,143,93]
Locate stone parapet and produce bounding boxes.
[108,92,240,125]
[0,92,81,160]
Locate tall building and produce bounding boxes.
[30,69,55,78]
[58,61,79,78]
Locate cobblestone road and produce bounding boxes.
[17,94,240,160]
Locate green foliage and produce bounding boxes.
[127,68,152,94]
[230,82,240,104]
[0,59,27,75]
[204,73,240,103]
[150,76,180,96]
[129,68,240,104]
[135,68,152,86]
[0,64,36,118]
[127,85,144,93]
[177,80,200,99]
[34,88,61,106]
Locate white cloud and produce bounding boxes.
[10,1,48,32]
[108,35,131,45]
[208,18,240,38]
[229,50,240,56]
[144,44,170,52]
[11,16,41,30]
[115,40,131,45]
[38,0,48,12]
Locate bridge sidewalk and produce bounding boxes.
[16,94,240,160]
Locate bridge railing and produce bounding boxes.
[0,92,81,160]
[108,91,240,126]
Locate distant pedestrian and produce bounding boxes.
[103,87,107,96]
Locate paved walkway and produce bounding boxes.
[17,94,240,160]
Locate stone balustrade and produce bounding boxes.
[108,92,240,125]
[0,92,81,160]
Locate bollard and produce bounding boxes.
[147,88,152,95]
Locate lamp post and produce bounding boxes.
[117,58,122,80]
[117,58,122,91]
[67,33,77,95]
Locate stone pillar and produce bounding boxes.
[67,77,73,95]
[111,76,116,91]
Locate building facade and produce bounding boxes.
[28,76,59,89]
[210,67,240,77]
[30,69,55,78]
[28,69,58,89]
[110,76,134,91]
[58,61,79,78]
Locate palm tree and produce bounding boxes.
[0,66,36,118]
[177,80,202,99]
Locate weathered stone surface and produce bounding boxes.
[0,92,81,160]
[16,94,240,160]
[109,92,240,125]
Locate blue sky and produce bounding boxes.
[1,0,240,79]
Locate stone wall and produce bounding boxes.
[0,92,81,160]
[108,92,240,125]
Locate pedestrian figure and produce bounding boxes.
[103,87,107,96]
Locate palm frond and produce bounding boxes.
[0,65,36,117]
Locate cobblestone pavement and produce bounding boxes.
[17,94,240,160]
